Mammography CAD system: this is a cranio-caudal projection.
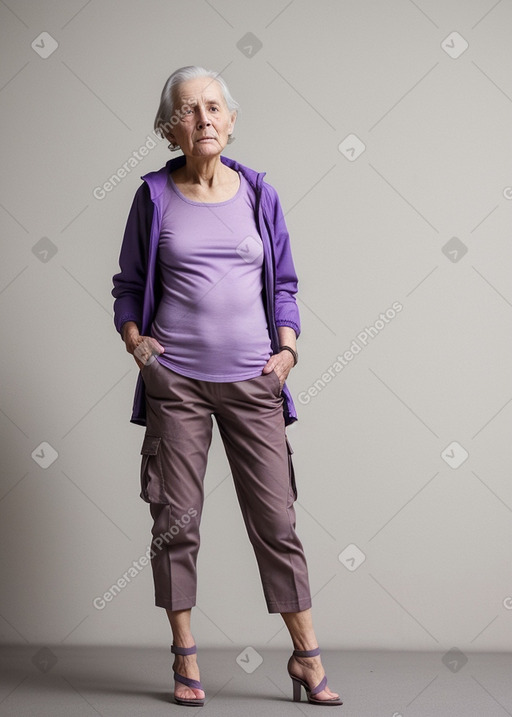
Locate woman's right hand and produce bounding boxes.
[122,321,164,370]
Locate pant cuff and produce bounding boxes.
[155,596,196,610]
[266,597,312,614]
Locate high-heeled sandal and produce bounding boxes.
[171,644,205,707]
[287,646,343,706]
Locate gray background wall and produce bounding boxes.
[1,0,511,656]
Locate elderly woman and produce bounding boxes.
[112,66,341,707]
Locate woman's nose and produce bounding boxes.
[196,108,211,127]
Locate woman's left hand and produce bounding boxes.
[262,350,295,390]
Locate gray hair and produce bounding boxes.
[154,65,239,143]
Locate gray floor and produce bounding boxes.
[1,645,511,716]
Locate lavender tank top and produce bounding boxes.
[151,171,272,381]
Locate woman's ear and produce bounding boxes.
[229,111,237,135]
[164,131,179,150]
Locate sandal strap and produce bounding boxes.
[293,646,321,658]
[173,671,202,690]
[310,674,327,696]
[171,644,197,656]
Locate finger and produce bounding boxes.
[271,359,288,375]
[152,338,165,353]
[148,337,165,354]
[134,344,149,362]
[275,364,291,383]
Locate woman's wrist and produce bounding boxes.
[122,321,140,342]
[279,345,298,366]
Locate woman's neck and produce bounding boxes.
[179,155,229,188]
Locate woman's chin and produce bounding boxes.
[191,140,225,155]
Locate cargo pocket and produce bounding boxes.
[285,437,298,501]
[140,434,164,503]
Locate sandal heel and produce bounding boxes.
[291,677,302,702]
[287,646,343,706]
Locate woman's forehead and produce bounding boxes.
[176,77,223,103]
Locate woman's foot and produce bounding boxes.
[172,651,205,702]
[288,653,340,702]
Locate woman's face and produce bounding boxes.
[166,77,236,157]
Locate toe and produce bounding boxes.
[175,686,205,701]
[315,687,340,701]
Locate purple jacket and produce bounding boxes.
[112,154,300,426]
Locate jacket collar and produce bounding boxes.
[141,154,265,201]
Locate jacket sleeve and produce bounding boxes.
[264,184,301,338]
[111,182,153,337]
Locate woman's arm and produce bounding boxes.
[112,182,165,369]
[277,326,297,355]
[265,185,301,338]
[112,182,153,336]
[261,184,300,388]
